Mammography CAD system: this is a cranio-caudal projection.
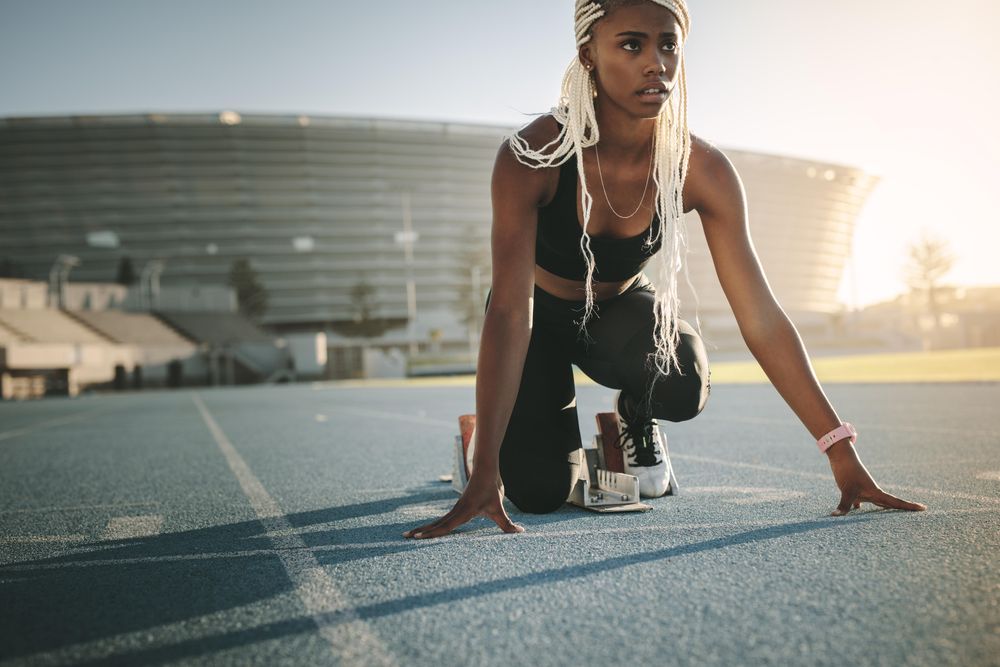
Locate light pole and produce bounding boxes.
[48,255,80,308]
[469,264,482,360]
[139,260,166,311]
[394,192,420,358]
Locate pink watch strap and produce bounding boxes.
[817,422,857,453]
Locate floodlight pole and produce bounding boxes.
[139,260,166,311]
[395,192,419,358]
[48,255,80,308]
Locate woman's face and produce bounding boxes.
[580,2,683,116]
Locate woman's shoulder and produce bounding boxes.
[684,131,743,214]
[508,113,563,153]
[494,113,564,207]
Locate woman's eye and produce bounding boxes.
[663,42,677,52]
[622,40,639,52]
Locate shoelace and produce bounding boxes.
[614,414,662,467]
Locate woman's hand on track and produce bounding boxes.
[826,441,927,516]
[403,472,524,539]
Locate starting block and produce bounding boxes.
[447,413,652,512]
[566,435,651,513]
[449,414,476,494]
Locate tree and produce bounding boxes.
[228,258,268,320]
[333,274,398,338]
[902,229,955,332]
[115,256,137,286]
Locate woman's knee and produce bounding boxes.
[656,365,709,422]
[646,328,711,422]
[500,449,578,514]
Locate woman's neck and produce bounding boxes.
[592,103,657,162]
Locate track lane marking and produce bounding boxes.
[0,534,87,544]
[1,507,992,574]
[100,515,163,540]
[0,501,160,516]
[191,393,397,667]
[328,406,453,428]
[0,404,117,443]
[674,453,1000,505]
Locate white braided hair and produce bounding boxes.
[507,0,700,413]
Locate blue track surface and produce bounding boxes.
[1,382,998,666]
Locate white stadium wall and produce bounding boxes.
[0,113,878,349]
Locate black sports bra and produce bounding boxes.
[535,152,662,281]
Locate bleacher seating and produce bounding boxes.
[70,310,195,347]
[156,312,275,345]
[0,320,25,344]
[0,309,111,344]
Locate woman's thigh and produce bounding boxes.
[573,281,711,422]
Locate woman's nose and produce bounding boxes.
[644,56,668,76]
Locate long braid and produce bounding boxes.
[507,0,699,417]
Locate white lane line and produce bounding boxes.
[674,453,829,480]
[0,534,87,544]
[191,393,397,667]
[700,414,1000,439]
[100,515,163,540]
[683,486,809,505]
[0,404,117,443]
[329,405,453,429]
[0,501,160,516]
[673,453,1000,505]
[3,506,993,574]
[0,548,282,571]
[976,471,1000,482]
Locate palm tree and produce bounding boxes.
[902,229,955,333]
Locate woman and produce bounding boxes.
[404,0,926,539]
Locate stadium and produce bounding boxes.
[0,112,879,386]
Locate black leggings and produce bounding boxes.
[484,273,711,514]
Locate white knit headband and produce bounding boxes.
[575,0,691,47]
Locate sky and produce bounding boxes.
[2,0,998,308]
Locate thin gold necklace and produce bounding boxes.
[594,134,655,219]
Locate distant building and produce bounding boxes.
[0,112,880,360]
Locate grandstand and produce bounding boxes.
[0,277,292,399]
[0,112,879,359]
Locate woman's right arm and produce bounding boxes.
[403,120,555,540]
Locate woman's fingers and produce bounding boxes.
[402,505,462,538]
[410,510,473,539]
[866,489,928,512]
[403,502,523,539]
[832,489,859,516]
[830,489,928,517]
[488,508,525,534]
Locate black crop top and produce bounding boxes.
[535,152,662,282]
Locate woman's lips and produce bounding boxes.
[637,89,669,103]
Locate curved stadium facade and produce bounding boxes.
[0,112,879,351]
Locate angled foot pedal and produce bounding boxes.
[450,414,476,494]
[594,412,625,472]
[594,410,679,497]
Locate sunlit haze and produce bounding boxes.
[2,0,998,308]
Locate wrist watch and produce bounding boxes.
[817,422,857,454]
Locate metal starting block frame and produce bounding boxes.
[566,437,652,513]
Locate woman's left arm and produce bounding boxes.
[689,136,926,516]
